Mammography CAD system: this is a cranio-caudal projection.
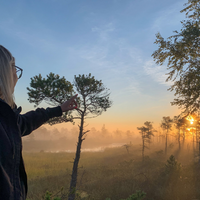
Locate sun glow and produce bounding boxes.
[186,115,195,124]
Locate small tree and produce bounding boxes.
[137,121,154,161]
[123,142,132,154]
[27,73,112,200]
[160,117,173,155]
[165,155,182,176]
[185,113,200,159]
[68,74,112,200]
[173,116,186,151]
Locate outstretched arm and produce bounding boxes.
[18,94,78,136]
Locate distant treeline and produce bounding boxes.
[22,125,139,152]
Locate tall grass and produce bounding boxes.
[24,144,200,200]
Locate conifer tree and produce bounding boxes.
[27,73,112,200]
[161,117,173,155]
[137,121,154,161]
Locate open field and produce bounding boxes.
[24,143,200,200]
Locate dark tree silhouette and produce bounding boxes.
[152,0,200,115]
[27,73,112,200]
[68,74,112,200]
[173,116,187,151]
[137,121,155,161]
[161,117,173,155]
[27,72,75,124]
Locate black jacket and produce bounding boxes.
[0,99,62,200]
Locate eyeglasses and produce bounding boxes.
[15,66,23,79]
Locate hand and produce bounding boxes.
[61,94,78,112]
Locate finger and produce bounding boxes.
[72,102,78,109]
[68,100,77,107]
[71,94,78,101]
[72,100,78,108]
[73,100,78,107]
[70,100,77,106]
[68,105,78,110]
[67,95,77,105]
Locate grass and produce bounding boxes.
[24,143,200,200]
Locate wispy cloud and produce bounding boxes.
[143,60,173,86]
[92,23,115,41]
[74,24,145,101]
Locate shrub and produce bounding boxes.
[106,190,146,200]
[165,155,181,174]
[43,190,61,200]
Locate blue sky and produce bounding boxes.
[0,0,187,132]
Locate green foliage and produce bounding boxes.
[27,72,75,124]
[165,155,182,174]
[152,0,200,114]
[106,190,146,200]
[27,73,74,106]
[160,117,173,132]
[120,190,146,200]
[173,116,187,129]
[43,191,61,200]
[137,121,155,159]
[137,121,155,141]
[74,73,112,116]
[44,191,52,200]
[27,73,112,124]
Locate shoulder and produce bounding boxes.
[0,100,16,121]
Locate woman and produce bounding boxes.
[0,45,78,200]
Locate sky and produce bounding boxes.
[0,0,188,133]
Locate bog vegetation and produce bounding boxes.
[24,111,200,200]
[24,131,200,200]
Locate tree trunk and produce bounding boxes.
[196,128,198,151]
[199,135,200,164]
[142,138,144,161]
[178,129,181,152]
[165,131,168,155]
[182,127,185,150]
[193,131,195,155]
[68,115,84,200]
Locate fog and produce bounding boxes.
[22,125,140,152]
[23,124,200,200]
[22,123,198,163]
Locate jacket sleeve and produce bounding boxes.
[18,106,62,137]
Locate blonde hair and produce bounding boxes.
[0,45,15,108]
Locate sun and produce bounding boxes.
[186,115,195,124]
